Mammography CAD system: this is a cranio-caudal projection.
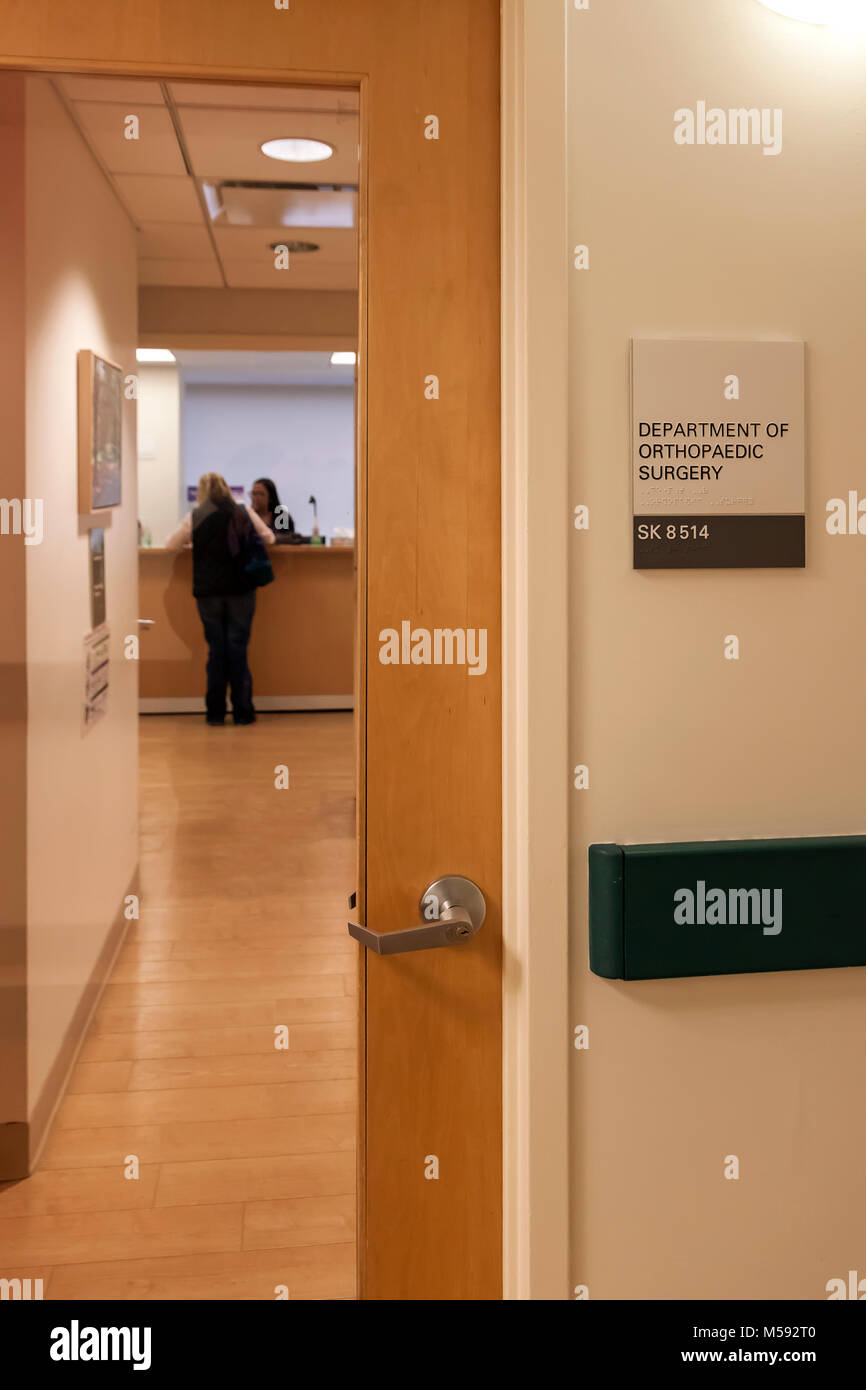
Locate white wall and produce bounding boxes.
[568,0,866,1297]
[137,363,181,542]
[25,75,138,1114]
[182,383,354,539]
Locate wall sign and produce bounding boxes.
[89,527,105,630]
[83,625,109,730]
[186,484,245,504]
[631,339,805,568]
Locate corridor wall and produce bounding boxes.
[568,0,866,1298]
[0,73,139,1174]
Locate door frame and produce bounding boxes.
[501,0,571,1301]
[0,0,573,1300]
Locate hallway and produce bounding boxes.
[0,713,357,1299]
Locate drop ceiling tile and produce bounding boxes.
[138,224,213,259]
[221,259,357,291]
[177,107,359,183]
[58,76,166,104]
[115,176,203,225]
[139,258,223,288]
[74,102,186,176]
[170,82,359,112]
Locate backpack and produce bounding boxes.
[227,506,275,589]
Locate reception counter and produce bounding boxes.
[139,546,355,712]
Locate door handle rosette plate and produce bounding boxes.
[348,875,485,955]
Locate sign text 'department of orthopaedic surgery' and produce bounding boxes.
[631,339,805,568]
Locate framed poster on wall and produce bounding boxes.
[77,349,123,512]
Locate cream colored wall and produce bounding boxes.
[137,363,181,542]
[25,75,138,1115]
[569,0,866,1298]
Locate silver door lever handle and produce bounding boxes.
[348,875,485,956]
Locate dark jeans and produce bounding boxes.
[195,591,257,723]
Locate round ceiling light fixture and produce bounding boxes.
[260,137,335,163]
[756,0,866,23]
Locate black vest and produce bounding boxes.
[192,499,248,598]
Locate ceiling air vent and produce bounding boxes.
[269,240,320,254]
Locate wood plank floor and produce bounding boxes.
[0,712,358,1300]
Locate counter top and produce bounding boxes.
[140,544,353,556]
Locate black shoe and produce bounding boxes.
[233,715,256,726]
[206,717,225,726]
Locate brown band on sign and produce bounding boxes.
[634,514,805,568]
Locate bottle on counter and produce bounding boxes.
[309,493,323,545]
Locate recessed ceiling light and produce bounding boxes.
[261,138,335,163]
[136,348,176,363]
[756,0,865,22]
[330,352,357,366]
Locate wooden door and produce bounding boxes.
[0,0,502,1301]
[360,11,502,1297]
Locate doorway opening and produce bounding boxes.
[0,67,362,1301]
[0,1,503,1303]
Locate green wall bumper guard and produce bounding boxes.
[589,836,866,981]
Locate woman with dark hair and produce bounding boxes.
[250,477,295,537]
[165,473,275,726]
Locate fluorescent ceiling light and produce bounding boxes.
[330,352,356,366]
[136,348,176,363]
[756,0,866,23]
[201,182,223,220]
[261,138,334,163]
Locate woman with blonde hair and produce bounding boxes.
[165,473,275,726]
